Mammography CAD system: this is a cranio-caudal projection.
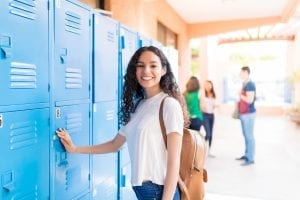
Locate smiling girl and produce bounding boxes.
[57,46,189,200]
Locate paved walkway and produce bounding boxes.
[203,112,300,200]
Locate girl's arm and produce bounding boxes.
[56,129,126,154]
[162,132,182,200]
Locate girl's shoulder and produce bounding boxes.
[163,95,181,111]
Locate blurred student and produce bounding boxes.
[236,66,256,166]
[201,80,217,155]
[184,76,204,131]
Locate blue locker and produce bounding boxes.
[52,0,90,102]
[0,0,49,106]
[93,13,119,103]
[52,103,90,199]
[119,146,137,200]
[118,25,139,200]
[138,34,152,48]
[92,101,118,199]
[0,108,49,199]
[119,25,139,77]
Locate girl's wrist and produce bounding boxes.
[72,146,78,153]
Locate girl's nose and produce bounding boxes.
[142,65,151,73]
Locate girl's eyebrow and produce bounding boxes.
[137,61,159,64]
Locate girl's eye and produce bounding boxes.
[136,64,144,68]
[151,64,158,68]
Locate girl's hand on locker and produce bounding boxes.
[56,128,77,153]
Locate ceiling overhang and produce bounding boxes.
[166,0,300,43]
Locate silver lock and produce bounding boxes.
[0,114,3,128]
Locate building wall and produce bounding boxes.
[80,0,191,90]
[80,0,97,8]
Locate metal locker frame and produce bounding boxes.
[51,102,91,199]
[92,101,118,199]
[52,0,91,103]
[118,24,139,200]
[93,13,119,103]
[0,0,49,107]
[0,108,50,199]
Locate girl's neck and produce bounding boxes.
[145,87,162,99]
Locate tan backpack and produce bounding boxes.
[159,97,208,200]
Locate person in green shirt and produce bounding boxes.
[184,76,204,131]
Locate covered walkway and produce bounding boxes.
[204,111,300,200]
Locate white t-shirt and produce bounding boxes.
[202,96,216,114]
[119,92,183,186]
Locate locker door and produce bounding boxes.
[92,101,118,199]
[53,0,90,102]
[118,26,138,200]
[119,146,137,200]
[52,103,90,199]
[0,108,49,199]
[120,26,138,77]
[93,14,119,102]
[0,0,49,106]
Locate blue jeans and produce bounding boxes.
[240,112,256,162]
[203,113,214,147]
[132,181,180,200]
[189,117,203,131]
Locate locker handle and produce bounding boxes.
[120,175,126,187]
[60,48,67,64]
[0,47,11,58]
[60,54,67,64]
[3,182,14,192]
[120,36,125,49]
[0,114,3,128]
[58,159,69,167]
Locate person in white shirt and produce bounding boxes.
[201,80,217,155]
[56,46,189,200]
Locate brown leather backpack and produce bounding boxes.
[159,97,208,200]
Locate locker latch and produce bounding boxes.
[0,36,12,59]
[60,48,67,64]
[55,108,61,119]
[0,114,3,128]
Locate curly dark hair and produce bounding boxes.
[120,46,189,127]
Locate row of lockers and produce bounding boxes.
[1,0,176,199]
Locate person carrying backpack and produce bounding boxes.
[56,46,189,200]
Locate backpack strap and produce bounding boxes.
[159,96,191,200]
[159,96,168,147]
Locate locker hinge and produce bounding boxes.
[88,173,91,181]
[48,84,50,92]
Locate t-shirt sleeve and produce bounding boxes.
[119,125,126,136]
[245,81,255,92]
[163,97,184,136]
